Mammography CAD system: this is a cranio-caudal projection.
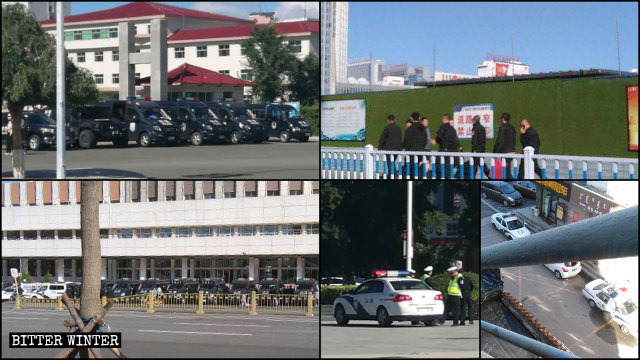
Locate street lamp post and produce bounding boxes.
[406,181,413,271]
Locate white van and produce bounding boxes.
[36,283,67,299]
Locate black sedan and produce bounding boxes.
[511,181,537,199]
[481,181,523,207]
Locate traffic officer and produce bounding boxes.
[458,268,474,325]
[446,266,464,326]
[408,269,417,278]
[420,266,433,287]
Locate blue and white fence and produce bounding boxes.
[321,145,638,180]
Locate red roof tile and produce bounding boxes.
[168,21,319,42]
[40,2,253,26]
[138,63,255,86]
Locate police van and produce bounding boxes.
[333,270,445,327]
[204,102,265,144]
[241,103,312,142]
[2,112,74,151]
[155,101,226,146]
[67,105,130,148]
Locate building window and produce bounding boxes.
[240,69,253,81]
[95,51,103,62]
[239,226,256,236]
[203,181,214,199]
[240,43,247,55]
[112,51,119,61]
[223,181,235,198]
[157,228,172,238]
[23,231,38,240]
[175,227,192,238]
[244,181,257,197]
[94,74,103,84]
[282,225,302,235]
[7,231,20,240]
[165,181,176,201]
[289,181,303,195]
[197,46,207,57]
[112,74,119,84]
[135,73,140,80]
[100,28,109,39]
[58,230,73,239]
[41,230,55,240]
[222,91,233,99]
[77,52,85,62]
[260,225,278,236]
[183,180,195,200]
[219,70,230,75]
[218,226,234,236]
[148,181,157,201]
[136,229,152,238]
[266,181,280,196]
[100,229,109,239]
[117,229,133,239]
[92,29,101,39]
[75,229,82,240]
[312,181,319,194]
[290,40,302,53]
[306,224,319,234]
[82,30,91,40]
[74,31,82,40]
[243,94,253,104]
[219,44,229,56]
[65,31,73,41]
[109,28,118,38]
[174,47,185,59]
[147,24,151,34]
[196,227,213,237]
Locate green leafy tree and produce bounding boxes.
[242,23,297,102]
[20,270,34,283]
[300,103,318,136]
[41,272,55,283]
[287,54,319,106]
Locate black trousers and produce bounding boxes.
[6,133,12,153]
[461,295,473,322]
[446,295,462,324]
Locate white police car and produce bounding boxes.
[582,279,638,337]
[333,270,444,327]
[544,262,581,279]
[490,213,531,240]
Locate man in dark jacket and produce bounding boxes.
[402,112,426,178]
[459,269,474,325]
[471,115,491,179]
[378,114,402,177]
[493,112,517,179]
[518,118,542,179]
[435,114,457,178]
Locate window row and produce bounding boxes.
[3,224,319,240]
[2,181,319,206]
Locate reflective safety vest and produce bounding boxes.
[447,274,463,297]
[420,274,430,282]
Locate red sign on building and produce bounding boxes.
[496,63,509,77]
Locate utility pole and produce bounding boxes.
[616,13,621,75]
[433,41,437,87]
[56,2,66,178]
[511,30,515,83]
[406,182,413,272]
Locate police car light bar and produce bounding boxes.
[372,270,410,278]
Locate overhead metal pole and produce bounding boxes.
[482,206,638,269]
[56,1,66,179]
[616,13,621,75]
[481,321,578,358]
[406,181,413,272]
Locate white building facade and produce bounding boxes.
[320,1,349,95]
[434,71,478,81]
[2,180,319,284]
[347,58,386,85]
[2,1,70,21]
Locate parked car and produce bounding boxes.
[237,103,312,142]
[111,279,140,297]
[155,101,227,146]
[230,278,257,295]
[2,289,13,301]
[481,181,523,206]
[544,262,582,279]
[321,277,345,287]
[490,212,531,240]
[2,112,73,151]
[204,102,265,144]
[35,282,70,299]
[582,279,638,337]
[257,278,285,295]
[511,181,537,199]
[67,105,129,148]
[294,278,319,296]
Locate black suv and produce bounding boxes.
[257,278,285,295]
[481,181,523,206]
[204,102,265,144]
[67,105,129,148]
[111,279,140,297]
[229,278,257,295]
[242,103,312,142]
[155,101,227,146]
[2,112,73,151]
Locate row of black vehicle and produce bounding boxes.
[481,181,537,206]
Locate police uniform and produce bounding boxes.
[459,271,474,325]
[420,266,433,287]
[446,266,463,326]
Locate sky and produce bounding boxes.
[71,2,319,21]
[347,2,639,75]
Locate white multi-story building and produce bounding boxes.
[38,2,319,101]
[2,1,70,21]
[320,1,348,95]
[381,64,432,85]
[434,71,478,82]
[476,59,530,77]
[1,180,319,284]
[347,58,387,85]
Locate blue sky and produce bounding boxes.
[71,2,318,21]
[347,2,639,74]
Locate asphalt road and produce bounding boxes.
[1,303,319,358]
[1,138,318,179]
[481,214,639,358]
[320,305,479,358]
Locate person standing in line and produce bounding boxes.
[378,114,402,177]
[435,114,457,178]
[518,118,542,179]
[493,112,516,179]
[421,117,431,151]
[471,115,491,178]
[402,113,426,179]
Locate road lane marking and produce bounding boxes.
[501,271,580,294]
[138,329,251,336]
[173,323,270,328]
[567,318,614,350]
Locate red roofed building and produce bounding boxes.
[137,63,255,102]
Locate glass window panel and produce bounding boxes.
[218,226,234,236]
[117,229,133,238]
[196,227,213,237]
[136,229,152,238]
[175,227,192,238]
[239,226,256,236]
[306,224,319,234]
[58,230,73,239]
[282,225,302,235]
[260,225,278,235]
[157,228,172,238]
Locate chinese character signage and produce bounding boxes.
[569,184,623,216]
[453,104,494,139]
[627,86,638,152]
[535,181,572,200]
[321,99,366,141]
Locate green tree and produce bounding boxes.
[20,270,34,283]
[300,103,318,136]
[41,272,55,283]
[287,54,319,106]
[242,23,297,102]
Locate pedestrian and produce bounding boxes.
[421,117,431,151]
[6,116,13,155]
[458,268,474,325]
[408,269,416,278]
[493,112,517,179]
[518,119,543,179]
[420,266,433,288]
[446,266,463,326]
[402,112,426,179]
[435,114,457,178]
[378,114,403,177]
[471,115,491,178]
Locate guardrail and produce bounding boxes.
[321,145,638,179]
[11,290,318,316]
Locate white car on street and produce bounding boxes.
[544,262,581,279]
[2,289,12,301]
[582,279,638,337]
[490,213,531,240]
[333,270,444,327]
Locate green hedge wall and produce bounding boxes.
[320,272,479,320]
[322,76,637,158]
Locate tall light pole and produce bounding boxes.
[616,13,621,76]
[56,2,66,179]
[406,181,413,271]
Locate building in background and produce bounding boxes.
[381,63,432,85]
[320,1,349,95]
[2,1,70,21]
[2,181,319,284]
[434,71,478,82]
[477,52,530,77]
[347,58,387,85]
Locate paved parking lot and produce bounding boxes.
[1,138,318,178]
[1,303,318,358]
[320,305,479,358]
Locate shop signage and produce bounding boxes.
[569,185,623,216]
[535,181,572,201]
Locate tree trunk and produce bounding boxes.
[10,113,25,179]
[80,181,102,358]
